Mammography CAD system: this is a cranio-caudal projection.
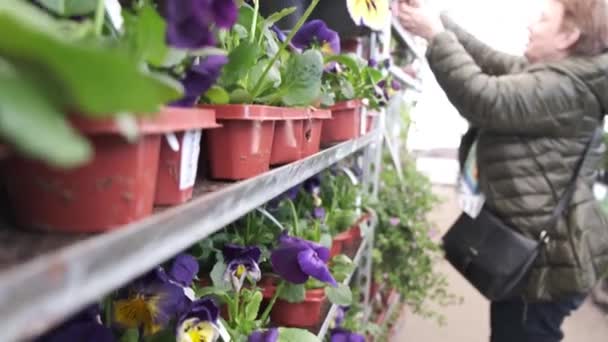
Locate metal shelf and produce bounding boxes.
[391,19,426,62]
[316,224,372,340]
[0,130,381,342]
[390,66,423,92]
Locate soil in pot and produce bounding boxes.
[3,110,199,233]
[202,105,282,180]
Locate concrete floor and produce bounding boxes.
[391,185,608,342]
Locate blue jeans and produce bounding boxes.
[490,295,586,342]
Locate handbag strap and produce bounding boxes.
[524,128,601,232]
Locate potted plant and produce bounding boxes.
[200,0,329,180]
[320,54,388,145]
[0,1,205,232]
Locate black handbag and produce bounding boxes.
[442,130,599,301]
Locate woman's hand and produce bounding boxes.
[392,0,444,41]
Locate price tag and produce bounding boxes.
[216,320,231,342]
[179,130,202,190]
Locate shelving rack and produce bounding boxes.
[316,213,376,339]
[0,4,426,342]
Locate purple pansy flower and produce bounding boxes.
[168,253,200,287]
[368,58,378,68]
[177,297,220,342]
[36,305,115,342]
[271,233,337,286]
[330,328,366,342]
[391,79,402,91]
[172,55,228,107]
[271,25,299,51]
[313,207,326,221]
[304,175,322,194]
[165,0,237,49]
[210,0,238,28]
[292,20,340,55]
[223,244,262,291]
[113,271,185,336]
[248,328,279,342]
[389,217,400,226]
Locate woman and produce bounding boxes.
[395,0,608,341]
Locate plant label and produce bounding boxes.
[180,130,202,190]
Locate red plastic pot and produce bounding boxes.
[4,109,201,233]
[300,108,331,158]
[321,100,364,145]
[366,111,379,133]
[201,105,282,180]
[270,108,306,166]
[154,107,220,206]
[264,286,326,328]
[330,230,351,257]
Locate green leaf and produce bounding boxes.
[132,5,169,67]
[37,0,97,16]
[325,54,361,73]
[278,328,321,342]
[205,86,230,105]
[246,60,281,97]
[366,68,384,84]
[279,283,306,303]
[244,291,263,321]
[326,284,353,306]
[229,88,253,104]
[232,24,250,40]
[0,1,182,116]
[340,80,356,99]
[319,233,333,249]
[119,329,139,342]
[222,42,260,86]
[210,260,231,290]
[0,65,91,167]
[144,329,174,342]
[264,7,297,28]
[279,50,323,106]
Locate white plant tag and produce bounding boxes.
[594,183,607,201]
[183,287,196,301]
[179,130,202,190]
[216,320,231,342]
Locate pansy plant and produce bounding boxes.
[203,0,325,107]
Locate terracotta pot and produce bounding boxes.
[300,108,331,158]
[366,111,379,133]
[264,286,327,328]
[201,105,282,180]
[321,100,364,145]
[270,108,307,165]
[154,107,220,206]
[3,109,202,233]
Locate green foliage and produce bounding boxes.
[325,283,353,306]
[323,54,388,110]
[278,328,320,342]
[0,1,181,167]
[279,283,306,303]
[37,0,98,17]
[371,153,460,324]
[208,3,323,106]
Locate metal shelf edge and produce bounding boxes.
[390,66,423,92]
[316,223,372,339]
[0,130,381,342]
[391,19,427,61]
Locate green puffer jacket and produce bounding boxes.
[430,17,608,301]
